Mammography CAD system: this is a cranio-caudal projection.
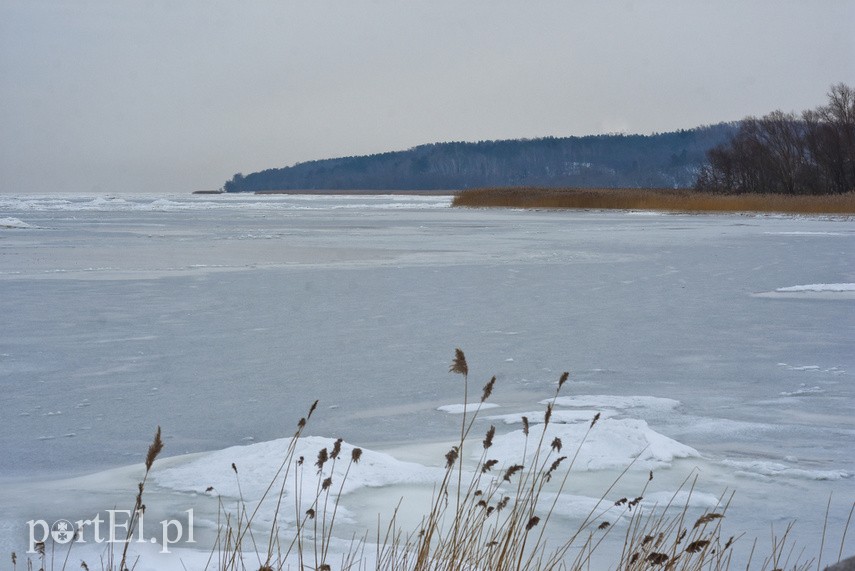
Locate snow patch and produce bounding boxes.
[0,217,31,229]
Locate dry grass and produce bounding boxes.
[16,351,854,570]
[451,187,855,215]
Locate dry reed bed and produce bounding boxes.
[451,187,855,215]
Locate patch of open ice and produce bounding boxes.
[776,283,855,292]
[0,217,31,229]
[437,403,500,414]
[545,395,681,413]
[483,418,698,471]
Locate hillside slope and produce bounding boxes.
[223,124,737,192]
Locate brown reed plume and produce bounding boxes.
[119,426,163,571]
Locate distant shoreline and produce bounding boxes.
[191,189,455,196]
[194,189,454,196]
[252,189,455,196]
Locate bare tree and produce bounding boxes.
[697,83,855,195]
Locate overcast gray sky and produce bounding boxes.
[2,1,853,194]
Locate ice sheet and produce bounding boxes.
[1,194,852,567]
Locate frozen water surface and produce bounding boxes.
[1,193,853,566]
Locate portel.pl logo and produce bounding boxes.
[27,509,195,554]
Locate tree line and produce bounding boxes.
[222,85,853,195]
[696,84,855,195]
[222,125,736,192]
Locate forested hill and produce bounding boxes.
[223,123,738,192]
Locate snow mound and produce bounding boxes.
[483,418,698,471]
[437,403,500,414]
[776,283,855,292]
[0,217,31,229]
[153,436,443,506]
